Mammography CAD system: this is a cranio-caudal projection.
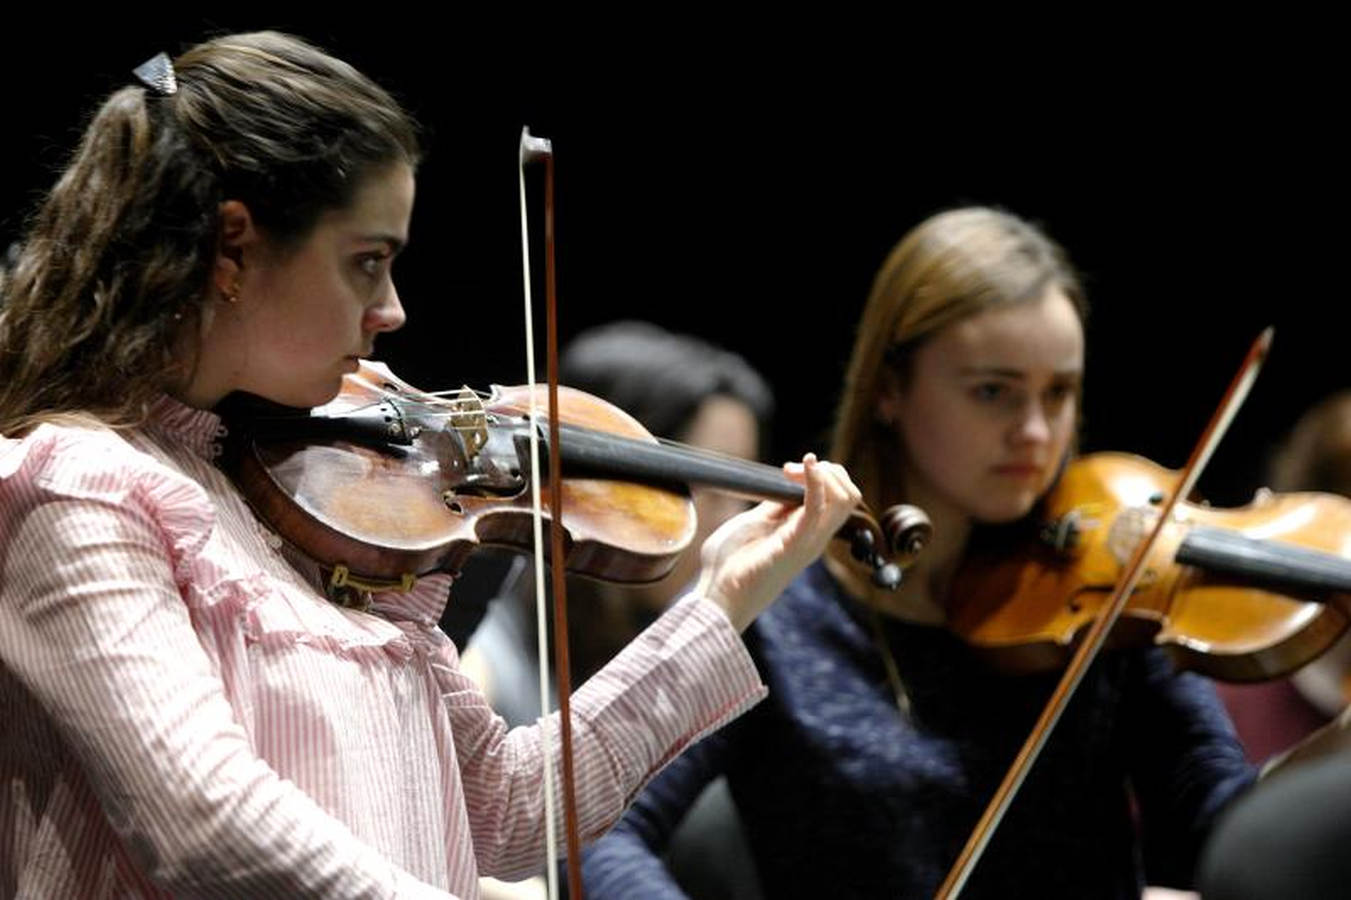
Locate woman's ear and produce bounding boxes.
[875,367,905,431]
[213,200,258,301]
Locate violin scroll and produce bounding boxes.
[848,503,932,590]
[883,503,932,567]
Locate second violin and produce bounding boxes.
[949,451,1351,682]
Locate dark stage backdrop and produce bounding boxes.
[1,19,1341,507]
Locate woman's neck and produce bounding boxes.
[876,498,970,624]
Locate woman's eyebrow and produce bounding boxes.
[956,366,1083,379]
[355,234,406,254]
[957,366,1026,379]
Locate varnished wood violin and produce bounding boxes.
[951,451,1351,682]
[218,360,932,597]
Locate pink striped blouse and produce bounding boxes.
[0,397,765,899]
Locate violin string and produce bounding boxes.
[651,436,791,474]
[320,401,793,486]
[298,394,491,424]
[333,390,774,447]
[284,395,789,487]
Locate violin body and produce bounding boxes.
[223,360,928,594]
[949,452,1351,681]
[226,361,696,588]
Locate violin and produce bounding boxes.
[948,451,1351,682]
[932,330,1348,899]
[217,359,931,597]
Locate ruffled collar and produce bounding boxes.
[146,395,228,461]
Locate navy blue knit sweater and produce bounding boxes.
[582,561,1257,899]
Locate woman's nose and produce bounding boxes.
[1012,400,1052,445]
[367,283,406,333]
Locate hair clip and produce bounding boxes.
[132,52,177,97]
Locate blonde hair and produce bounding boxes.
[0,32,419,435]
[830,207,1088,518]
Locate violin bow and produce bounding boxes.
[519,127,585,900]
[933,327,1274,900]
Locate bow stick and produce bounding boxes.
[934,328,1274,899]
[519,126,585,900]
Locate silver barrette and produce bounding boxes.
[132,52,177,97]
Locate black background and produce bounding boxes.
[2,17,1341,507]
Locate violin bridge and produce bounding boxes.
[444,386,488,461]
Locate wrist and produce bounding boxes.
[695,573,751,632]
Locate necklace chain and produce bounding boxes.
[868,607,912,718]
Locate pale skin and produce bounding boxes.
[870,286,1085,624]
[863,285,1351,779]
[664,395,762,609]
[864,294,1208,900]
[862,289,1351,900]
[171,161,861,635]
[698,453,860,631]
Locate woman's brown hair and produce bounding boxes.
[0,32,420,434]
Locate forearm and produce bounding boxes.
[451,592,763,879]
[1127,655,1258,885]
[581,729,738,899]
[583,826,690,900]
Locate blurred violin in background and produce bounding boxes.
[950,451,1351,682]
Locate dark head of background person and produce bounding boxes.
[561,320,775,607]
[825,207,1089,614]
[1211,388,1351,762]
[1268,391,1351,498]
[561,320,774,456]
[453,320,774,697]
[1265,392,1351,699]
[0,32,420,437]
[1197,394,1351,900]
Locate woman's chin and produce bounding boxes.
[969,493,1041,526]
[276,379,346,410]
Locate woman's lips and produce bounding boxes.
[991,463,1043,478]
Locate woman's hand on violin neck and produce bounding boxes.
[694,454,861,632]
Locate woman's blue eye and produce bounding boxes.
[1045,383,1077,407]
[358,254,387,277]
[973,383,1006,402]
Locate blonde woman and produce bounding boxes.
[583,208,1259,899]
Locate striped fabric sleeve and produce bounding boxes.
[439,592,766,880]
[0,481,455,899]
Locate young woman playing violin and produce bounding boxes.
[582,207,1268,899]
[0,33,862,898]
